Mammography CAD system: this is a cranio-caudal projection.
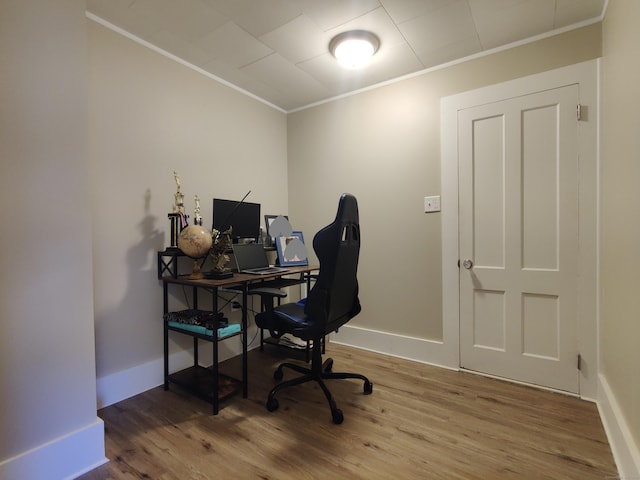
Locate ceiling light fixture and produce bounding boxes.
[329,30,380,69]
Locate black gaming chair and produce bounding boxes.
[255,193,373,424]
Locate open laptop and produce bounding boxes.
[232,243,288,275]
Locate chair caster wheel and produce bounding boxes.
[331,408,344,424]
[266,397,279,412]
[323,358,333,372]
[364,381,373,395]
[274,369,283,381]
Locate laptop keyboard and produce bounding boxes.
[244,266,287,274]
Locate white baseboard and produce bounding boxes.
[597,373,640,479]
[97,356,166,409]
[97,337,247,409]
[98,325,454,409]
[331,324,458,370]
[0,418,106,480]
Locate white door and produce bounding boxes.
[458,85,580,393]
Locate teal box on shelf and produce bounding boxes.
[167,321,241,339]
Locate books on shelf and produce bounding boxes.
[164,309,240,338]
[167,321,241,338]
[163,309,226,329]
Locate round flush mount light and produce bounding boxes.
[329,30,380,69]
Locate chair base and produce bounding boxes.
[265,343,373,424]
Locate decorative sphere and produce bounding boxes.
[177,225,213,259]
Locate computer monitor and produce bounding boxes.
[212,198,261,243]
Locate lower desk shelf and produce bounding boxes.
[167,366,241,405]
[164,323,246,414]
[261,335,326,362]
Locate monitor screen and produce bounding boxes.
[212,198,261,242]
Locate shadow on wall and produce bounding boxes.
[94,189,166,387]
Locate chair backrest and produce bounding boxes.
[305,194,361,334]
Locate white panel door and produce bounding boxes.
[458,85,579,393]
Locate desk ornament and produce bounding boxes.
[194,194,202,226]
[207,227,233,279]
[177,224,212,279]
[167,170,189,250]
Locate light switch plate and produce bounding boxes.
[424,195,441,213]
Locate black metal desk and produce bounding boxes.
[161,265,317,414]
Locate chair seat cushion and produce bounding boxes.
[256,302,321,341]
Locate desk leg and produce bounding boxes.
[212,287,219,415]
[163,282,169,390]
[193,286,199,367]
[242,286,248,398]
[212,337,219,415]
[260,326,264,351]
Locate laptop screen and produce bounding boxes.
[232,243,269,271]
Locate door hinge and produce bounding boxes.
[577,354,582,371]
[576,104,582,121]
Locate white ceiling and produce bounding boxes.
[86,0,605,112]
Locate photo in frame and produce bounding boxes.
[275,231,308,266]
[264,214,291,244]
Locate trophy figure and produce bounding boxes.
[168,171,189,249]
[194,194,203,226]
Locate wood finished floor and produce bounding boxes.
[80,343,617,480]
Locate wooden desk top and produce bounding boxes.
[162,265,318,288]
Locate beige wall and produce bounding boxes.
[288,24,601,340]
[88,21,288,384]
[601,0,640,456]
[6,3,638,476]
[0,0,103,477]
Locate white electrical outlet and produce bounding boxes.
[424,195,441,213]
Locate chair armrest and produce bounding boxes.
[249,287,288,316]
[252,288,288,338]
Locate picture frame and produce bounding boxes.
[264,214,291,245]
[275,231,308,266]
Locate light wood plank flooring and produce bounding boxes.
[80,343,617,480]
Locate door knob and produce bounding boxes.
[462,259,473,269]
